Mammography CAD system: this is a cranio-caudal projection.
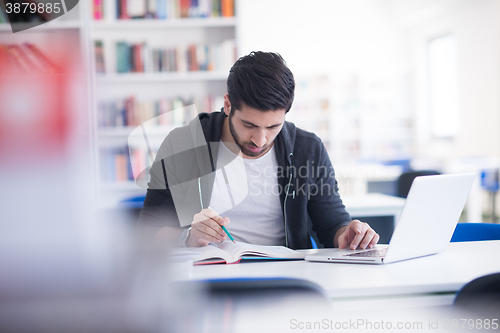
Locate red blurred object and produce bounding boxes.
[0,51,70,163]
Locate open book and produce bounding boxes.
[175,241,305,265]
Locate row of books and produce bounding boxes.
[100,146,162,183]
[100,147,131,182]
[0,43,58,74]
[93,0,234,20]
[97,95,223,128]
[113,39,236,73]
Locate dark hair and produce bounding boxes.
[227,51,295,113]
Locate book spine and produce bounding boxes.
[156,0,166,19]
[105,149,116,182]
[128,44,135,72]
[94,0,103,20]
[189,0,199,17]
[94,40,106,74]
[128,0,147,18]
[135,44,143,72]
[143,42,150,72]
[131,148,144,181]
[116,0,121,19]
[116,42,124,73]
[212,0,221,17]
[180,0,190,18]
[119,0,129,19]
[0,45,11,74]
[221,0,233,17]
[125,148,134,181]
[0,4,8,23]
[116,100,125,126]
[115,153,127,182]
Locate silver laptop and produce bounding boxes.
[305,173,476,264]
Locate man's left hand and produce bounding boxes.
[334,220,379,249]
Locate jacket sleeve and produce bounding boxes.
[137,139,182,242]
[306,143,351,248]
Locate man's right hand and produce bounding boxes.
[186,208,230,247]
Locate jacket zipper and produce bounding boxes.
[284,152,293,247]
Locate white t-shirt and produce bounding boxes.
[208,141,285,245]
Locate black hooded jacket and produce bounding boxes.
[138,110,351,249]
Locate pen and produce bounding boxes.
[208,205,236,243]
[219,168,236,243]
[221,225,236,243]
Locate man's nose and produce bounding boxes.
[252,130,266,147]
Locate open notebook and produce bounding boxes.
[174,241,304,265]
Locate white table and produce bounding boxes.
[182,241,500,311]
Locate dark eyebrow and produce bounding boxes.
[241,119,282,128]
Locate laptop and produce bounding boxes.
[305,173,476,264]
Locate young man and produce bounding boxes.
[138,51,379,250]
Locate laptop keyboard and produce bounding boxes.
[345,248,387,257]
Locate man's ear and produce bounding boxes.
[223,94,231,116]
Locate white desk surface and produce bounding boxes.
[183,241,500,302]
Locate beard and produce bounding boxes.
[228,111,271,158]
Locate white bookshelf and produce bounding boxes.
[91,17,236,29]
[0,20,83,31]
[329,73,413,164]
[89,3,238,206]
[286,75,334,153]
[96,71,229,83]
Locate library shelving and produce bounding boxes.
[90,0,237,207]
[329,73,413,164]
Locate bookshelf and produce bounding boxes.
[89,0,237,207]
[329,73,413,164]
[286,75,333,152]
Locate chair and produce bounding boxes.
[200,277,332,314]
[396,170,440,198]
[119,195,146,209]
[454,273,500,315]
[451,223,500,242]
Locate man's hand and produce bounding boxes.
[186,208,230,247]
[334,220,379,250]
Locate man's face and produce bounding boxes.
[228,104,286,158]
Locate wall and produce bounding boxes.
[406,0,500,161]
[237,0,500,162]
[237,0,408,76]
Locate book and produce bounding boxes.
[119,0,129,19]
[94,41,106,74]
[94,0,104,20]
[0,3,8,23]
[178,241,305,265]
[156,0,167,19]
[221,0,233,17]
[128,0,146,18]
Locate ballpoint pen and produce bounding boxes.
[208,203,235,243]
[221,225,236,243]
[202,165,236,243]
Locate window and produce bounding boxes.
[427,34,460,138]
